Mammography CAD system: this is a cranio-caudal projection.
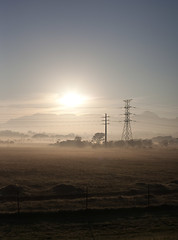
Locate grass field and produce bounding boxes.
[0,207,178,239]
[0,145,178,239]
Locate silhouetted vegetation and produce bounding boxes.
[0,140,14,144]
[0,129,178,149]
[152,136,178,146]
[52,135,153,148]
[0,130,28,137]
[54,136,91,147]
[32,133,49,138]
[91,132,105,144]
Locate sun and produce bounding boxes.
[59,92,86,108]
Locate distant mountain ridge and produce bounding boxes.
[0,111,178,138]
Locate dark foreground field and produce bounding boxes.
[1,206,178,240]
[0,145,178,239]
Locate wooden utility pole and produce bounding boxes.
[104,113,109,146]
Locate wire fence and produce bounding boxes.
[0,183,177,214]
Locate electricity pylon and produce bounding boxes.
[121,99,134,141]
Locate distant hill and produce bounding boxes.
[0,113,101,136]
[0,111,178,139]
[133,111,178,138]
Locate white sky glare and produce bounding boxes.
[0,0,178,120]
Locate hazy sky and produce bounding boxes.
[0,0,178,121]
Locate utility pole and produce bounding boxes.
[121,99,134,141]
[102,113,109,146]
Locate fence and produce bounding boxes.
[0,183,177,214]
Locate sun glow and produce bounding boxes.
[59,92,86,108]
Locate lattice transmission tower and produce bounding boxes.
[121,99,134,141]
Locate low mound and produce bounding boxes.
[134,182,170,195]
[123,188,146,196]
[170,180,178,184]
[149,183,170,194]
[135,182,147,187]
[0,185,26,196]
[51,184,84,196]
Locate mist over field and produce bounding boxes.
[0,145,178,239]
[0,145,178,211]
[1,111,178,139]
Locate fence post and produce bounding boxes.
[147,184,150,208]
[86,186,88,210]
[17,188,20,217]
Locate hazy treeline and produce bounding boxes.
[0,130,178,148]
[0,130,75,139]
[52,134,178,148]
[54,139,153,148]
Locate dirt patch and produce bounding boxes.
[51,184,84,196]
